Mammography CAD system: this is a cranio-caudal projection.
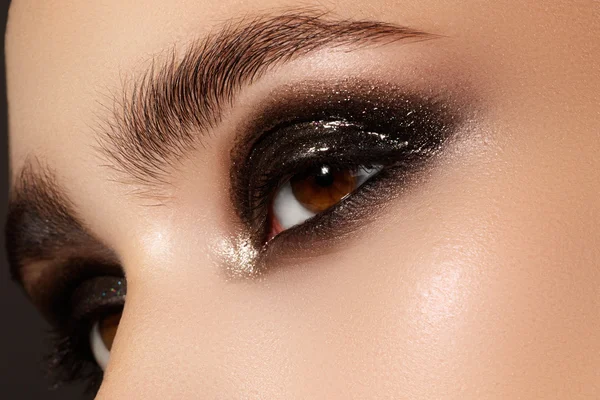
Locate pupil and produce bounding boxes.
[314,165,335,187]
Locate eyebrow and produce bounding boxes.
[5,161,118,308]
[6,161,88,279]
[97,11,432,187]
[6,11,430,300]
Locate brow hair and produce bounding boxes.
[6,160,89,277]
[5,160,115,294]
[96,11,431,187]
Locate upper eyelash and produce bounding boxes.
[43,85,464,390]
[239,129,444,245]
[45,276,126,394]
[229,88,466,267]
[46,302,127,395]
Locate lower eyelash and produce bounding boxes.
[45,326,104,394]
[254,164,409,267]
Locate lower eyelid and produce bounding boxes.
[263,165,409,256]
[272,164,383,233]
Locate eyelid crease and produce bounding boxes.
[226,81,469,277]
[94,10,434,191]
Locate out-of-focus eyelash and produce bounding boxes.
[45,276,126,394]
[46,324,103,394]
[42,82,465,392]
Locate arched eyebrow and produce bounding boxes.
[97,11,432,187]
[5,11,431,309]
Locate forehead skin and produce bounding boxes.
[6,0,600,399]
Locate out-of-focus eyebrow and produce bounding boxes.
[5,160,117,316]
[97,11,432,187]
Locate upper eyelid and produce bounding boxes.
[231,81,465,177]
[94,11,433,192]
[5,14,428,319]
[69,276,127,322]
[230,86,466,257]
[5,159,121,324]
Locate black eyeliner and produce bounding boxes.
[225,79,474,277]
[230,80,467,264]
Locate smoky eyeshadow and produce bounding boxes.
[33,259,125,327]
[69,276,127,321]
[230,80,467,257]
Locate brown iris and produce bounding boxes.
[290,165,356,213]
[98,311,122,351]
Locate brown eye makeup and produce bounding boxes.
[5,163,127,392]
[4,11,475,395]
[5,78,469,394]
[230,81,465,270]
[5,81,469,395]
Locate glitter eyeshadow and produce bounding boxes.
[214,231,260,279]
[225,79,466,277]
[100,279,124,299]
[69,276,127,321]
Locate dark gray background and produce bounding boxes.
[1,1,91,398]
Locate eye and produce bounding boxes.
[46,275,126,392]
[90,311,122,371]
[269,164,381,237]
[230,85,462,264]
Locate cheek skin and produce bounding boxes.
[98,139,600,399]
[6,0,600,397]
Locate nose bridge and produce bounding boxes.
[92,265,287,399]
[94,225,227,398]
[94,267,216,398]
[94,302,198,398]
[93,232,313,399]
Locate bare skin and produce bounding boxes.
[5,0,600,398]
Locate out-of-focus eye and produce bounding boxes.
[90,311,122,371]
[269,164,381,237]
